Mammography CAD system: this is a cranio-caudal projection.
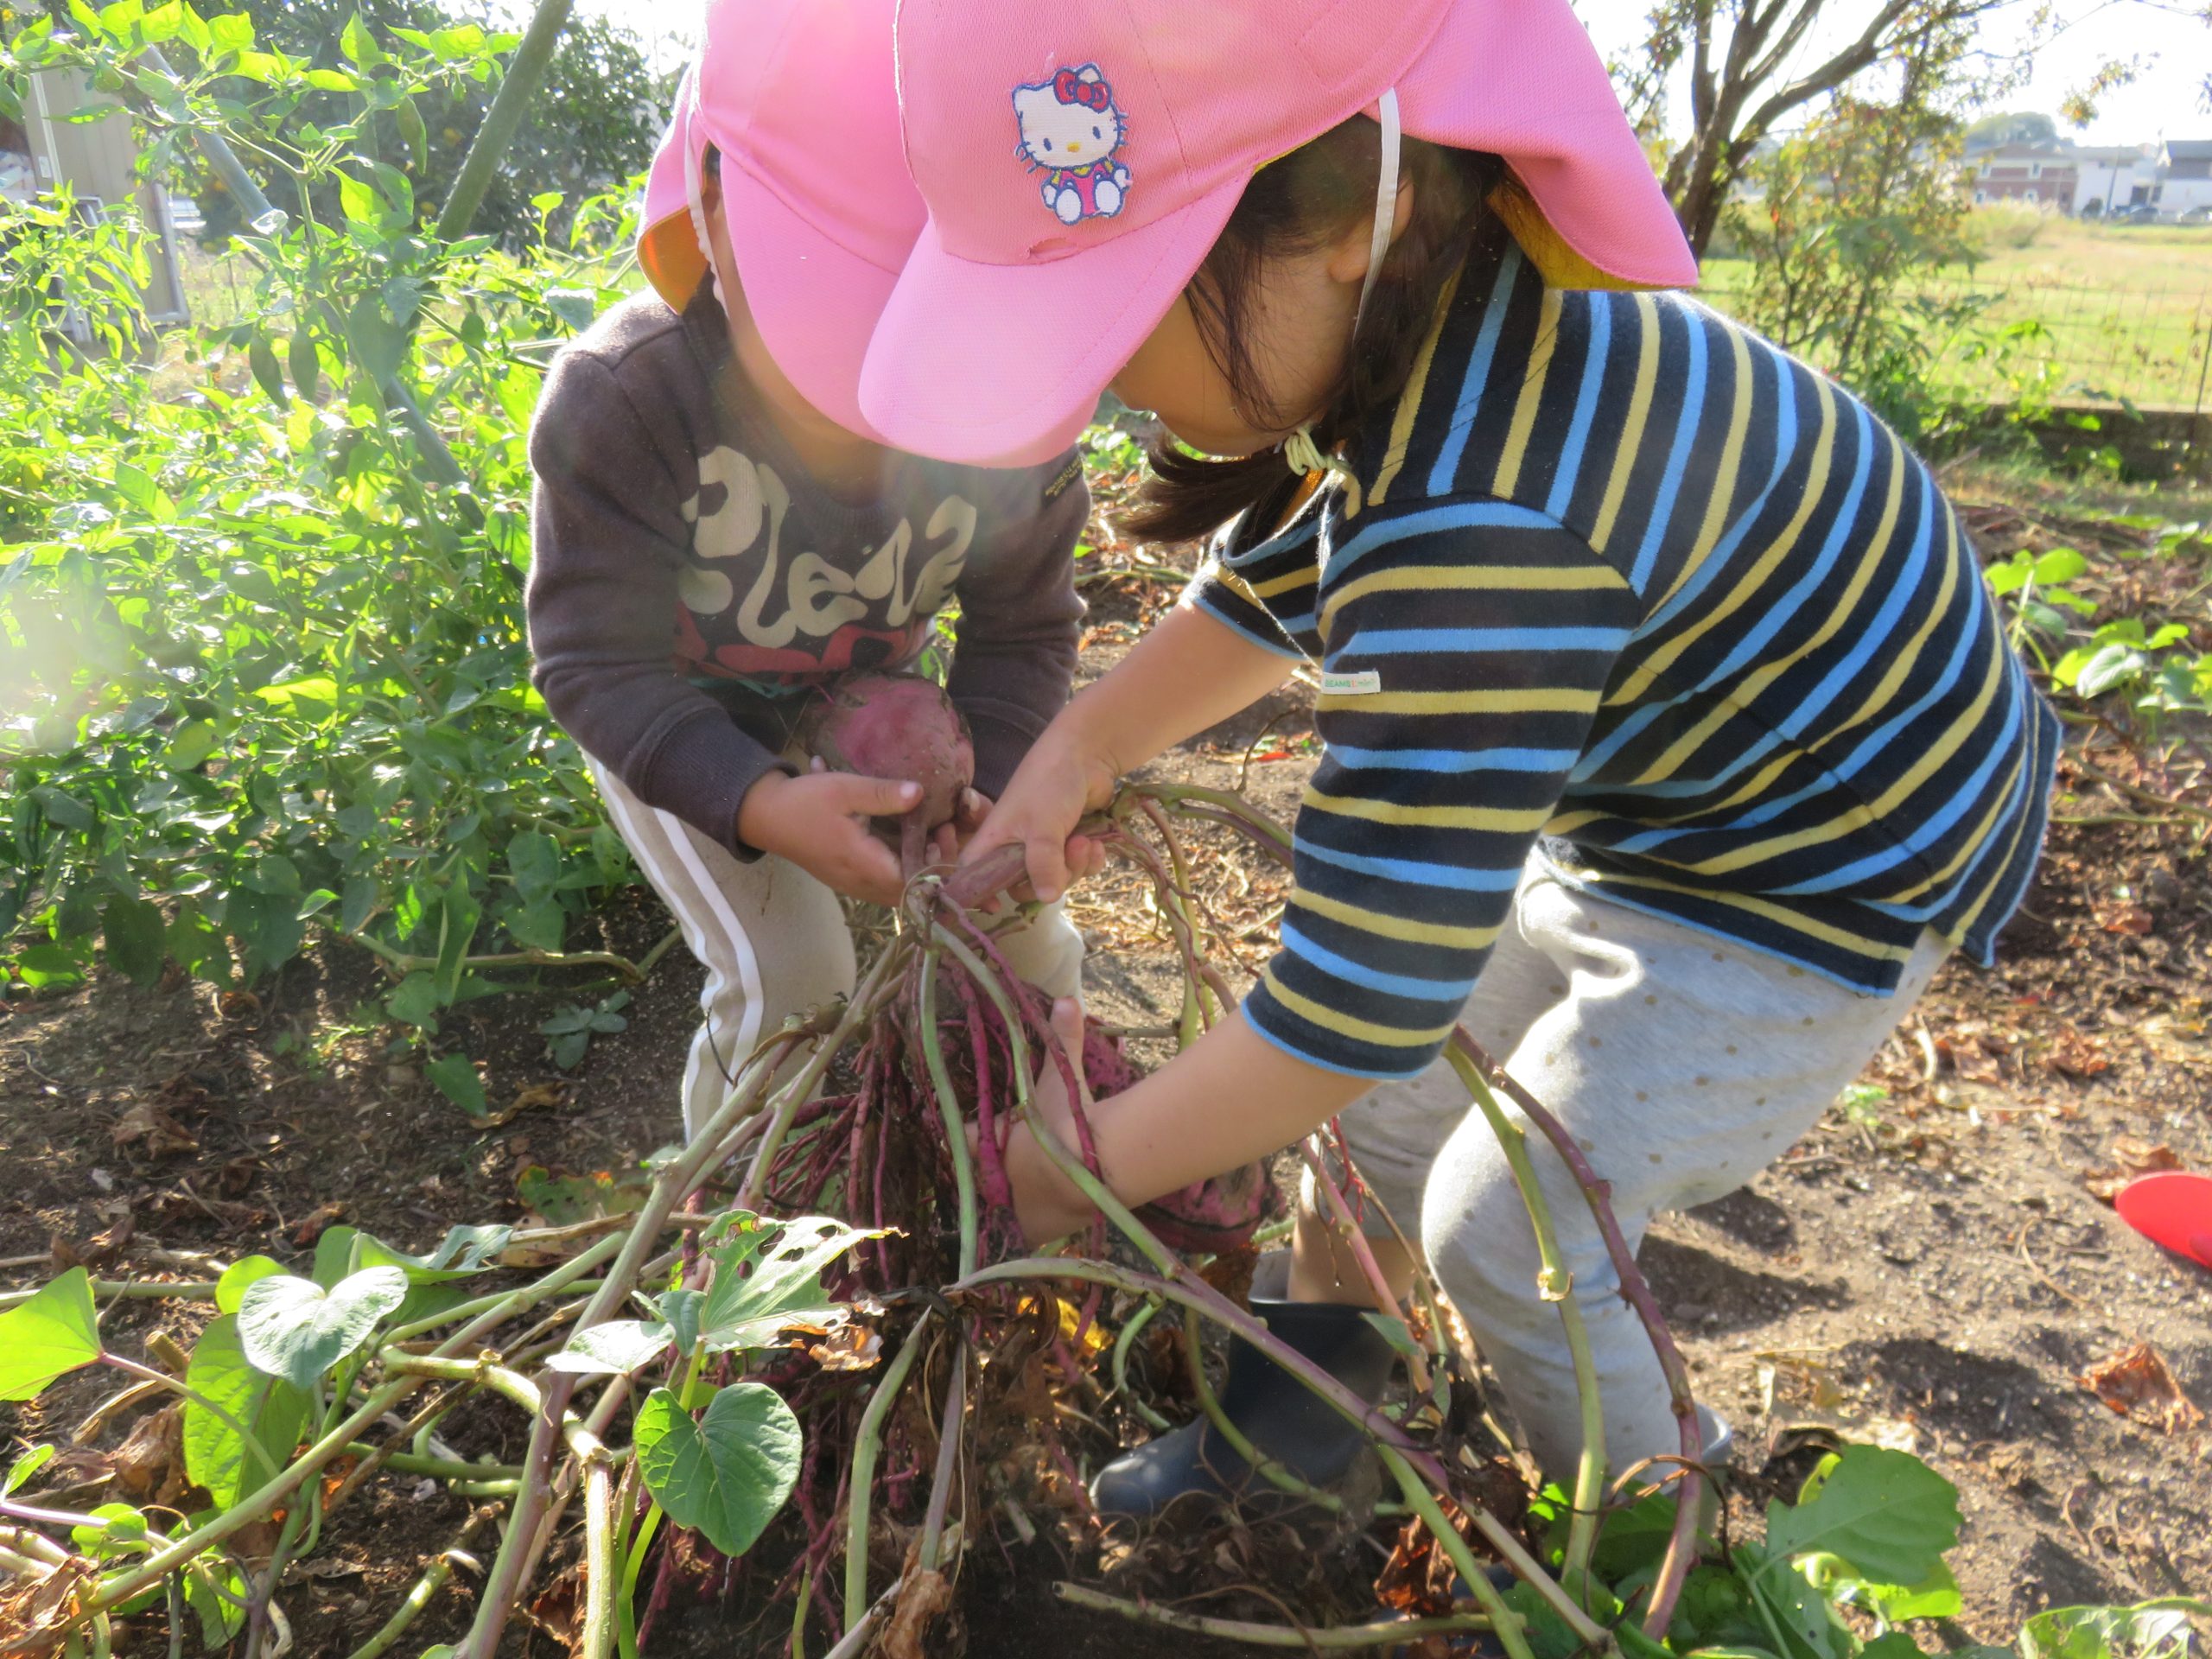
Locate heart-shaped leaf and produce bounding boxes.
[1764,1445,1961,1593]
[543,1319,674,1376]
[183,1314,311,1508]
[216,1255,285,1315]
[696,1214,880,1356]
[0,1268,102,1402]
[237,1267,407,1391]
[633,1382,801,1559]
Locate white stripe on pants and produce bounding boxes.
[1327,860,1949,1480]
[592,761,1085,1139]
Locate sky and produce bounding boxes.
[582,0,2209,148]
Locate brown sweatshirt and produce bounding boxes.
[526,286,1089,853]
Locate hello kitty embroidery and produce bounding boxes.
[1012,64,1129,224]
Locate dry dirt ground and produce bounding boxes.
[3,479,2208,1655]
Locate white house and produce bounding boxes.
[2158,139,2212,216]
[2070,143,2158,215]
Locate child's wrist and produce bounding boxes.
[734,769,793,852]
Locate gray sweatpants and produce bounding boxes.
[1331,859,1948,1479]
[594,762,1085,1138]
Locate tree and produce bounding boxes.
[1617,0,2018,258]
[169,0,667,248]
[1963,109,2056,149]
[1724,15,1981,438]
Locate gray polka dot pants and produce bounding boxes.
[1326,861,1950,1481]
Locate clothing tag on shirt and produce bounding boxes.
[1319,669,1382,696]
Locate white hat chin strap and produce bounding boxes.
[679,62,736,310]
[1287,87,1400,493]
[1352,88,1402,340]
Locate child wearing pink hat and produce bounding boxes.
[866,0,2059,1511]
[525,0,1086,1141]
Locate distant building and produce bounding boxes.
[1968,140,2077,209]
[2070,143,2158,215]
[1,67,188,324]
[2159,139,2212,216]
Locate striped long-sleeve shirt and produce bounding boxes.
[1188,244,2059,1080]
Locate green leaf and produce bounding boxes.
[1866,1561,1963,1623]
[2032,547,2089,585]
[101,895,167,986]
[4,1444,55,1497]
[184,1554,249,1648]
[336,169,381,226]
[2075,643,2147,699]
[1764,1446,1961,1594]
[544,1319,672,1376]
[236,1267,407,1390]
[182,1314,311,1509]
[0,1269,102,1401]
[1737,1543,1847,1659]
[355,1224,512,1284]
[424,1052,486,1116]
[2019,1599,2210,1659]
[313,1226,362,1290]
[216,1255,285,1315]
[385,971,442,1027]
[696,1214,880,1355]
[633,1382,801,1558]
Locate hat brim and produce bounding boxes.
[638,90,902,443]
[1395,0,1697,290]
[861,175,1248,469]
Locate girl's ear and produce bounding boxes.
[1322,175,1418,285]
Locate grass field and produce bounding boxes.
[1702,215,2212,409]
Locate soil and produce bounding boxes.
[4,476,2208,1655]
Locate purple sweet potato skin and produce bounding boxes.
[798,674,976,848]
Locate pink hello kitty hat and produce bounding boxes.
[861,0,1700,467]
[637,0,925,442]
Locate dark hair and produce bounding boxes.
[1125,120,1510,543]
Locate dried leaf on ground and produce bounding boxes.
[48,1211,132,1273]
[881,1567,955,1659]
[2044,1027,2113,1079]
[109,1402,186,1504]
[480,1081,568,1128]
[290,1201,349,1248]
[2078,1342,2205,1433]
[1937,1025,2010,1084]
[111,1100,196,1157]
[0,1555,95,1659]
[2084,1136,2185,1201]
[524,1561,583,1650]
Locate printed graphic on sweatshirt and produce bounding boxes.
[672,446,979,680]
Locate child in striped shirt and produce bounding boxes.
[857,0,2057,1510]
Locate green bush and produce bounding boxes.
[0,4,641,1047]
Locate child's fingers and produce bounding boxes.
[829,774,923,820]
[1024,836,1074,906]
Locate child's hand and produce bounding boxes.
[961,729,1117,904]
[925,787,993,868]
[1000,998,1105,1243]
[736,767,920,906]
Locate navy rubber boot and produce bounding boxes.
[1090,1254,1400,1519]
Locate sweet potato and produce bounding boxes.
[797,673,975,874]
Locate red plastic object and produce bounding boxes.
[2114,1171,2212,1270]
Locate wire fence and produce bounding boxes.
[1911,276,2212,413]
